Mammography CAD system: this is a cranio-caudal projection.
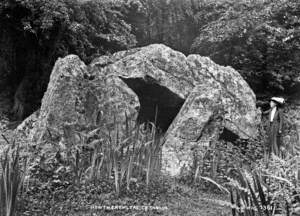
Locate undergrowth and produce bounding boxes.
[0,110,299,216]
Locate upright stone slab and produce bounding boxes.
[161,54,260,176]
[28,55,139,143]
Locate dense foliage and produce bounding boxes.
[0,0,300,116]
[0,0,136,62]
[190,0,300,97]
[2,0,299,114]
[123,0,200,54]
[0,0,136,119]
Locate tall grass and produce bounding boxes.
[0,144,27,216]
[57,111,163,196]
[226,152,300,216]
[228,169,272,216]
[101,117,162,195]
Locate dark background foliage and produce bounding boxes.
[0,0,300,120]
[0,0,136,119]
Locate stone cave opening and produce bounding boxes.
[120,76,185,133]
[219,127,239,142]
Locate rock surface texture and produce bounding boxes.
[27,54,139,142]
[161,54,261,175]
[21,44,260,176]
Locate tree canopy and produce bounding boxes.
[190,0,300,97]
[1,0,300,119]
[0,0,137,119]
[0,0,137,62]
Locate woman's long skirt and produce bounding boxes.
[268,121,282,156]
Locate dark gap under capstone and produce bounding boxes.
[120,76,185,133]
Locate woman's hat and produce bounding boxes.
[270,97,285,104]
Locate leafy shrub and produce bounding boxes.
[226,152,300,216]
[228,169,273,216]
[256,154,300,214]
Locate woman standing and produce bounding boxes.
[263,97,285,156]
